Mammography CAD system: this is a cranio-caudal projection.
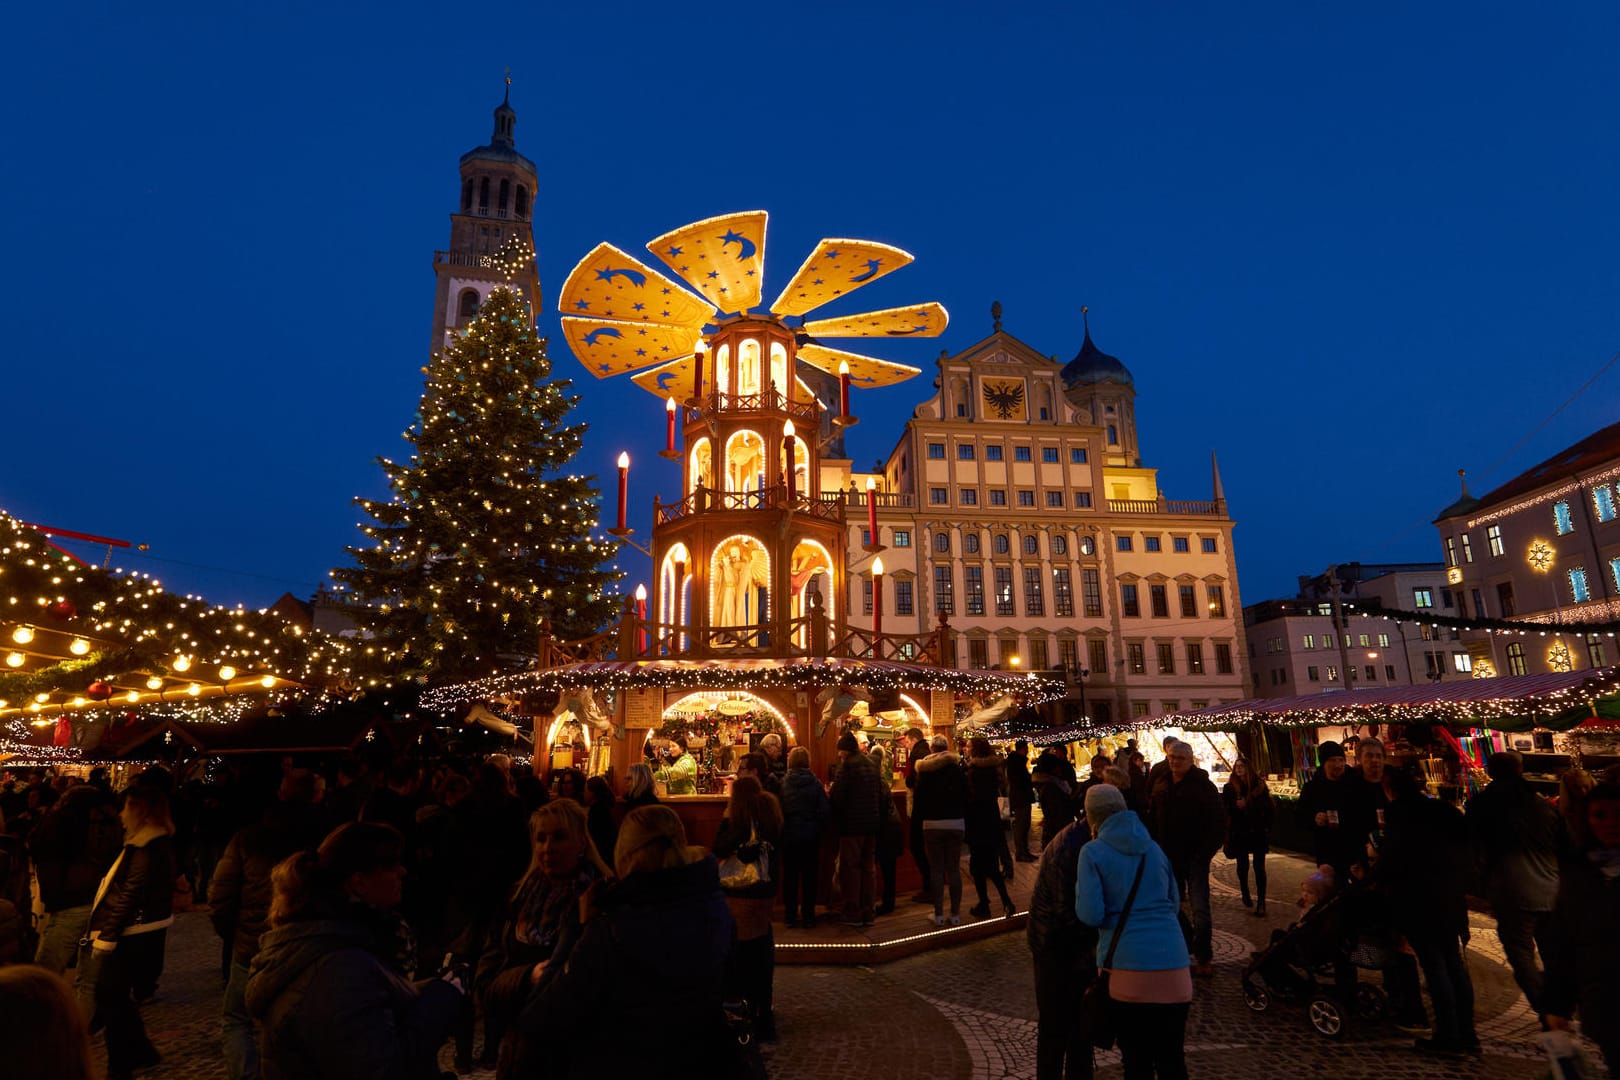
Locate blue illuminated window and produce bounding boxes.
[1594,486,1617,523]
[1570,567,1591,603]
[1554,501,1575,535]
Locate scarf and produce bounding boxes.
[515,864,598,955]
[1588,846,1620,879]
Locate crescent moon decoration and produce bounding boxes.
[557,242,716,329]
[719,229,757,261]
[849,259,883,283]
[582,327,623,346]
[801,302,949,339]
[655,371,676,391]
[595,267,647,288]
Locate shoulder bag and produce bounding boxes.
[1078,854,1147,1050]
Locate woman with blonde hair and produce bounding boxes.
[512,805,734,1077]
[0,964,95,1080]
[714,774,785,1039]
[476,799,610,1074]
[622,762,660,808]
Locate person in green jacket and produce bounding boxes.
[656,737,698,796]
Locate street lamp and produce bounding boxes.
[1065,662,1091,724]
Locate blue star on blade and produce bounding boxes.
[824,250,841,259]
[662,288,672,295]
[812,279,823,286]
[718,230,757,260]
[632,302,645,311]
[574,300,590,310]
[707,270,719,279]
[666,245,683,257]
[635,348,646,356]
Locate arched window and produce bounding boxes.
[1023,535,1038,555]
[1052,536,1068,556]
[478,177,490,211]
[738,339,761,396]
[688,437,712,494]
[715,344,731,395]
[965,534,981,554]
[723,430,764,493]
[1107,424,1119,445]
[1079,536,1096,556]
[458,289,480,319]
[994,534,1010,555]
[934,533,950,554]
[498,179,510,212]
[769,341,788,398]
[461,180,473,211]
[515,185,529,218]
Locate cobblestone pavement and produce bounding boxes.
[132,851,1585,1079]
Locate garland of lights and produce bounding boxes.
[1338,601,1620,638]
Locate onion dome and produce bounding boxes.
[1060,311,1133,389]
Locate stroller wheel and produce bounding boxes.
[1242,983,1269,1013]
[1308,996,1344,1038]
[1354,984,1388,1022]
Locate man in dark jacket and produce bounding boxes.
[1297,740,1371,883]
[830,733,886,926]
[1007,740,1037,862]
[1027,820,1097,1080]
[1464,750,1565,1014]
[1031,747,1078,849]
[210,771,327,1080]
[1148,742,1225,975]
[28,781,122,972]
[903,727,932,901]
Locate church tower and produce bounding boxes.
[430,79,543,353]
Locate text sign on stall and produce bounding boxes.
[624,688,664,729]
[930,690,955,729]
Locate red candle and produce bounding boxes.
[665,397,677,453]
[635,584,648,655]
[783,421,797,503]
[872,556,885,649]
[692,346,705,399]
[616,451,629,531]
[838,359,851,418]
[865,477,878,544]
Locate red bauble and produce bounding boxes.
[87,680,114,701]
[46,599,77,621]
[53,715,72,747]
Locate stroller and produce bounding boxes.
[1240,884,1399,1038]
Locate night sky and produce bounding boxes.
[4,4,1618,612]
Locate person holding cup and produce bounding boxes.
[1297,741,1370,887]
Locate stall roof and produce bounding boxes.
[1165,667,1620,731]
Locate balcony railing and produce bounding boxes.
[1107,498,1219,515]
[433,250,521,268]
[655,486,845,526]
[822,490,916,509]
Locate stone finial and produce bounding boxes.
[991,300,1003,332]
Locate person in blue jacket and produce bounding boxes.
[1074,783,1193,1080]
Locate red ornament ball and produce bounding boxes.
[87,680,114,701]
[46,599,77,621]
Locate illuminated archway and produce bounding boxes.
[689,437,712,494]
[724,429,765,493]
[659,542,691,637]
[710,533,770,642]
[715,343,731,395]
[738,338,762,396]
[769,341,789,398]
[546,712,594,750]
[789,538,835,647]
[662,690,796,742]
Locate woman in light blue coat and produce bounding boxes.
[1075,783,1193,1080]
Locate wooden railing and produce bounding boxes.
[655,486,845,525]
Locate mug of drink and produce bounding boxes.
[1376,808,1385,827]
[1327,809,1340,827]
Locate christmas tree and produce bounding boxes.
[331,282,622,682]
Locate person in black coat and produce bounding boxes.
[27,781,122,975]
[779,747,830,928]
[1297,740,1372,884]
[509,806,735,1080]
[1542,782,1620,1075]
[1221,756,1274,915]
[1006,740,1038,862]
[583,776,619,872]
[1148,743,1225,975]
[84,787,176,1080]
[965,738,1014,918]
[914,736,969,925]
[1031,748,1078,849]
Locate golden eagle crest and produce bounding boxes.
[981,378,1027,420]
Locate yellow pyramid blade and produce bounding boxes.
[647,211,767,313]
[630,355,703,399]
[557,243,716,328]
[560,317,702,378]
[802,302,949,339]
[769,239,915,316]
[796,344,922,389]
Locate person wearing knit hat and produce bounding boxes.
[1298,736,1368,884]
[1317,740,1345,768]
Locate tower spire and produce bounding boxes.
[503,67,512,105]
[491,72,517,148]
[1212,450,1227,512]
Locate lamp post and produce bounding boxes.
[1066,662,1091,723]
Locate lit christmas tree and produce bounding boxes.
[332,281,622,681]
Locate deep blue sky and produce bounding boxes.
[4,3,1618,611]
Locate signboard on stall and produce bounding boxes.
[930,690,955,728]
[624,688,664,729]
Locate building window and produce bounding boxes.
[1082,569,1102,617]
[928,443,945,459]
[1471,588,1486,617]
[1385,664,1396,680]
[1215,642,1233,674]
[1453,652,1472,673]
[478,176,490,208]
[1364,665,1377,680]
[995,567,1015,617]
[515,184,529,217]
[1570,567,1591,603]
[1488,524,1504,556]
[1029,637,1049,669]
[1018,490,1035,507]
[969,638,989,668]
[1587,633,1605,668]
[929,487,948,504]
[964,567,985,616]
[1075,492,1093,508]
[1089,639,1108,673]
[461,179,474,210]
[1121,583,1140,617]
[1413,588,1434,609]
[994,534,1010,555]
[1107,424,1119,445]
[964,534,981,554]
[1079,536,1096,556]
[1042,447,1059,463]
[1595,485,1618,523]
[1446,537,1458,566]
[1150,584,1169,617]
[1323,632,1334,648]
[860,528,872,546]
[1053,536,1068,556]
[1611,555,1620,592]
[1060,639,1079,670]
[1022,535,1038,555]
[895,579,914,616]
[1461,534,1473,562]
[961,490,978,506]
[1378,633,1390,648]
[863,577,873,615]
[1170,536,1187,553]
[1071,448,1088,464]
[1201,538,1217,553]
[1554,500,1575,535]
[1046,491,1064,507]
[1301,633,1316,649]
[1014,446,1032,462]
[934,533,951,554]
[1127,643,1146,674]
[1180,585,1198,617]
[1054,569,1074,616]
[957,403,968,417]
[1326,665,1339,682]
[1307,665,1320,682]
[934,567,954,615]
[1187,642,1204,674]
[1506,642,1527,676]
[1358,634,1370,647]
[1117,536,1133,552]
[985,445,1004,461]
[1132,701,1150,718]
[1206,584,1226,618]
[893,530,911,548]
[957,444,976,460]
[1156,643,1175,674]
[1497,581,1516,617]
[1145,536,1162,552]
[989,490,1008,506]
[1024,568,1045,616]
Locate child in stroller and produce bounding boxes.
[1241,870,1396,1037]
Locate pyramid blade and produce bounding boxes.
[796,344,922,389]
[560,317,703,378]
[769,239,914,316]
[647,211,767,314]
[802,302,948,339]
[558,243,716,328]
[630,355,702,399]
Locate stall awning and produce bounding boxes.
[1163,667,1620,732]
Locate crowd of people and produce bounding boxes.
[0,730,1613,1080]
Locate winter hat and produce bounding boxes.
[836,733,861,754]
[1317,740,1346,767]
[1084,783,1127,829]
